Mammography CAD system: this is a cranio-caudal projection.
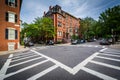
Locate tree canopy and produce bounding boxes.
[99,5,120,37]
[21,17,55,44]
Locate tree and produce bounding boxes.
[34,17,55,42]
[21,17,55,44]
[99,5,120,39]
[80,17,96,39]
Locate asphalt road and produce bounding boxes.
[0,43,120,80]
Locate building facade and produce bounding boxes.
[44,5,80,43]
[0,0,22,51]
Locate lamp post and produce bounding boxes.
[111,29,114,44]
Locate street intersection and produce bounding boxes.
[0,43,120,80]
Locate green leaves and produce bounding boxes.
[21,17,55,43]
[99,5,120,36]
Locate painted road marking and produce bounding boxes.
[100,53,120,57]
[11,54,37,60]
[11,55,38,62]
[13,51,32,56]
[27,65,59,80]
[90,60,120,70]
[99,48,108,52]
[9,56,43,68]
[5,59,49,78]
[0,54,13,80]
[31,50,73,74]
[82,67,117,80]
[102,52,120,55]
[31,48,108,75]
[96,56,120,62]
[72,52,101,75]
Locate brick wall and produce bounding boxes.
[0,0,21,51]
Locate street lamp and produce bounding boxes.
[111,29,114,44]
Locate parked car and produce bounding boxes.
[26,41,34,47]
[99,39,110,45]
[71,40,78,45]
[46,40,54,45]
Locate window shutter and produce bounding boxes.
[15,30,18,39]
[5,0,8,5]
[15,0,17,7]
[6,12,8,21]
[5,29,8,39]
[15,14,17,23]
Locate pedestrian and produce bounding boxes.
[23,37,27,48]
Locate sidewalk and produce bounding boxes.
[109,42,120,50]
[0,43,71,56]
[0,46,29,56]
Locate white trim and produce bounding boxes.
[15,24,20,27]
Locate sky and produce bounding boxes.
[20,0,120,23]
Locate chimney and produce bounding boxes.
[49,6,52,10]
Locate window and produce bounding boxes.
[58,31,62,36]
[75,28,78,33]
[6,12,17,23]
[9,29,15,40]
[69,28,73,32]
[58,22,62,27]
[5,0,17,7]
[5,28,18,40]
[58,15,62,20]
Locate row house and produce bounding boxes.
[44,5,80,43]
[0,0,22,51]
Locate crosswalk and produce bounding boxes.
[0,48,120,80]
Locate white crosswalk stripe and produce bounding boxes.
[27,65,59,80]
[0,54,13,80]
[100,53,120,57]
[96,56,120,62]
[11,55,38,62]
[5,59,49,78]
[82,67,117,80]
[9,56,43,68]
[90,60,120,70]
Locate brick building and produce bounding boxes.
[44,5,80,43]
[0,0,22,51]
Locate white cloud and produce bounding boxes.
[21,0,48,23]
[20,0,120,23]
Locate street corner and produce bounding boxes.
[0,46,30,56]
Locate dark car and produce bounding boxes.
[46,40,54,45]
[26,41,34,47]
[99,39,110,45]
